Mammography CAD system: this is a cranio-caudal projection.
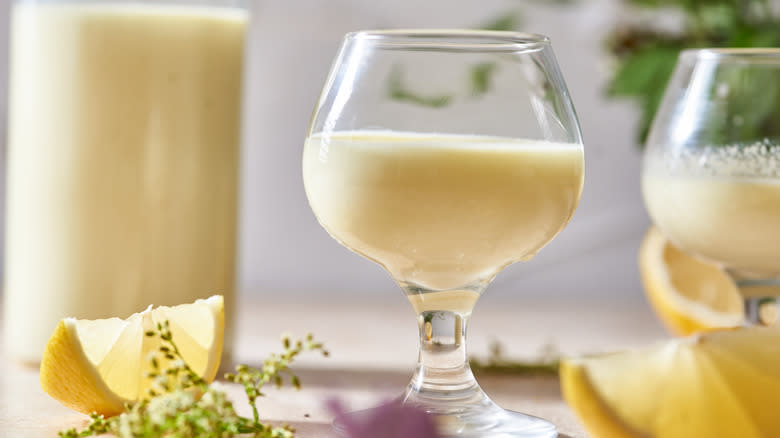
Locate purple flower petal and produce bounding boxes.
[327,399,442,438]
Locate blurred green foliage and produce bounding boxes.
[386,1,574,106]
[481,13,521,32]
[388,65,453,108]
[699,63,780,145]
[607,0,780,143]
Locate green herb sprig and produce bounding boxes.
[470,341,560,376]
[224,333,328,426]
[58,322,328,438]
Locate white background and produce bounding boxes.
[0,0,653,306]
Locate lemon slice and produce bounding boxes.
[40,295,224,416]
[639,227,743,335]
[561,326,780,438]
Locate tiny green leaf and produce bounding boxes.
[470,62,497,97]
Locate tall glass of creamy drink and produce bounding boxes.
[3,0,247,363]
[642,49,780,325]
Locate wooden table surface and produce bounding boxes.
[0,295,667,437]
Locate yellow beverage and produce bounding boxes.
[303,131,584,292]
[643,175,780,276]
[642,143,780,277]
[4,3,246,362]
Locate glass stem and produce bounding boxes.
[403,308,491,413]
[743,296,779,326]
[735,278,780,326]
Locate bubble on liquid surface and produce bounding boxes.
[716,83,729,98]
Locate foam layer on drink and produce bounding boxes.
[643,140,780,276]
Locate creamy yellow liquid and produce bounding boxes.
[406,290,481,315]
[303,131,584,294]
[643,174,780,276]
[4,3,246,362]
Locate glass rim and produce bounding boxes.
[681,47,780,61]
[344,29,551,53]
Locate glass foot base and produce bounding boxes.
[332,403,557,438]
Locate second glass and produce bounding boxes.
[642,48,780,325]
[303,31,584,437]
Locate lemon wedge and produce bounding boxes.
[639,227,743,335]
[40,295,224,416]
[561,325,780,438]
